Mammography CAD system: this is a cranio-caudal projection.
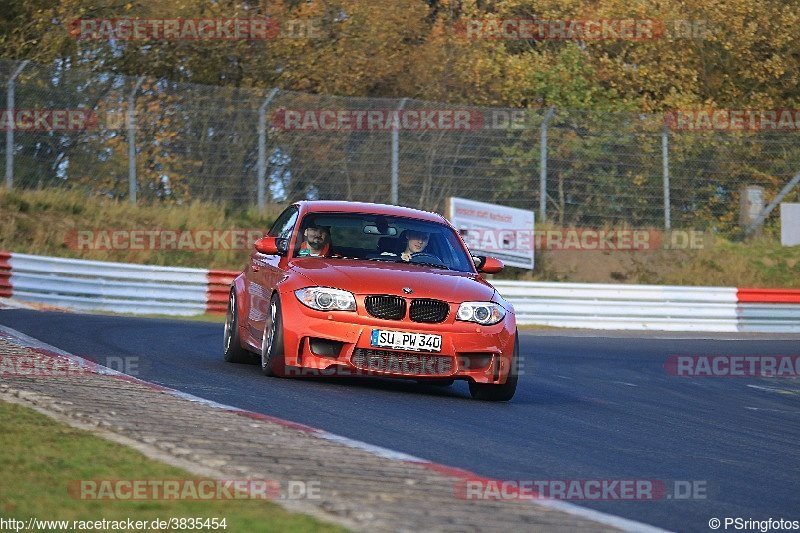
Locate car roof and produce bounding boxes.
[294,201,448,224]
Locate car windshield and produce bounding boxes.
[292,212,475,273]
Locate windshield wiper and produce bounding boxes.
[410,261,450,270]
[365,257,450,270]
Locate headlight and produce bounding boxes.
[295,287,356,312]
[456,301,505,325]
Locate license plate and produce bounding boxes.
[370,330,442,352]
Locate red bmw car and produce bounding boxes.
[223,201,519,401]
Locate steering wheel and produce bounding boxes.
[409,252,445,266]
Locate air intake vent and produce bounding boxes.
[365,295,406,320]
[409,299,449,323]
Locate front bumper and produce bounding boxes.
[277,292,516,384]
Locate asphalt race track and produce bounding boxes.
[2,309,799,532]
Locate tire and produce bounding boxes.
[261,293,286,377]
[223,290,252,364]
[468,330,519,402]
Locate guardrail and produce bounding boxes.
[492,281,740,332]
[1,252,236,316]
[493,281,800,333]
[1,252,798,332]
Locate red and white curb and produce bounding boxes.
[0,252,11,299]
[0,324,667,533]
[737,288,800,304]
[206,270,237,314]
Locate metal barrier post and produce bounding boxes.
[257,88,280,210]
[662,124,671,230]
[539,107,555,223]
[4,60,29,189]
[391,98,408,205]
[127,76,144,204]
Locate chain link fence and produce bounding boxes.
[2,59,799,234]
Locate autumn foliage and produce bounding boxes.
[1,0,797,112]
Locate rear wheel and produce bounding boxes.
[261,293,286,377]
[468,330,519,402]
[223,290,252,364]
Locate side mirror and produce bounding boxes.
[476,256,504,274]
[254,236,286,255]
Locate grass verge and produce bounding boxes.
[0,400,344,532]
[508,234,800,287]
[0,188,281,270]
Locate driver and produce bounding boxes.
[298,225,331,257]
[400,230,429,262]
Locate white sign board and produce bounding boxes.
[448,197,534,270]
[781,203,800,246]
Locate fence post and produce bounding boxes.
[662,123,671,230]
[5,60,29,189]
[391,97,408,205]
[127,76,144,204]
[257,88,280,211]
[539,107,556,224]
[744,170,800,237]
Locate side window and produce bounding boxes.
[429,233,451,265]
[268,207,298,240]
[440,231,473,271]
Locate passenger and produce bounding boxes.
[298,225,331,257]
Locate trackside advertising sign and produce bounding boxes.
[781,203,800,246]
[448,197,535,270]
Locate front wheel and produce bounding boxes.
[468,330,519,402]
[223,290,252,364]
[261,293,286,377]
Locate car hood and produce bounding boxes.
[288,258,496,303]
